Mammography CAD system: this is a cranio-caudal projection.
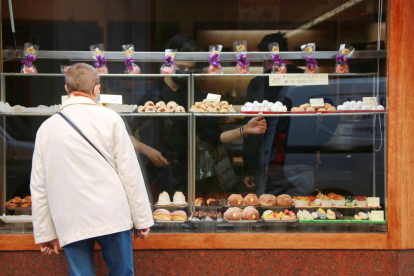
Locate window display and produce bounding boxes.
[0,0,388,236]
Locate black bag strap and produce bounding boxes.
[58,112,113,169]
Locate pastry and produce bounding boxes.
[14,197,22,202]
[311,212,319,219]
[193,211,207,220]
[278,209,296,220]
[262,210,280,221]
[244,194,259,206]
[207,198,220,206]
[276,194,292,206]
[259,194,277,206]
[358,212,369,220]
[157,106,168,113]
[333,210,344,220]
[227,194,244,206]
[153,209,172,221]
[20,199,31,208]
[155,101,166,108]
[175,106,186,113]
[24,196,31,201]
[166,101,178,112]
[172,191,187,206]
[145,106,156,112]
[309,196,321,206]
[224,207,242,221]
[354,214,362,220]
[297,210,313,220]
[345,196,355,207]
[171,210,187,221]
[316,190,332,206]
[6,199,19,208]
[157,191,172,206]
[137,106,145,113]
[195,198,207,206]
[326,209,336,220]
[316,208,327,220]
[220,101,229,108]
[144,101,154,107]
[241,206,259,220]
[355,196,367,206]
[293,196,309,206]
[207,212,221,221]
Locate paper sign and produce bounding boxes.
[310,98,325,107]
[99,95,123,104]
[370,211,384,221]
[62,96,68,104]
[206,93,221,102]
[363,97,378,107]
[367,197,380,207]
[269,74,329,86]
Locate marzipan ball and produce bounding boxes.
[306,107,315,111]
[291,107,299,112]
[327,106,336,111]
[317,108,327,111]
[298,107,306,111]
[302,103,311,109]
[324,103,332,109]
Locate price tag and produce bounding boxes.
[310,98,325,107]
[367,197,380,207]
[206,93,221,102]
[61,96,68,104]
[269,74,329,86]
[370,211,384,221]
[99,95,123,104]
[363,97,378,107]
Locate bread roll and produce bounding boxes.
[306,107,315,111]
[276,194,292,206]
[259,194,277,206]
[195,198,207,206]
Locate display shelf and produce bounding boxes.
[1,73,191,78]
[294,205,382,209]
[193,111,387,117]
[6,206,31,211]
[0,112,190,117]
[193,73,379,77]
[3,50,387,61]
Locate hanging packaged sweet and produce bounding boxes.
[122,44,141,74]
[208,45,223,74]
[301,43,319,74]
[20,43,39,74]
[90,44,108,74]
[233,40,250,74]
[269,42,286,74]
[160,49,177,74]
[61,65,71,74]
[334,44,355,74]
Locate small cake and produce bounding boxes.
[259,194,277,206]
[195,198,207,206]
[316,208,327,220]
[171,210,187,221]
[262,210,280,221]
[311,212,319,219]
[144,101,155,107]
[155,101,166,108]
[244,194,259,206]
[309,196,321,206]
[241,206,259,220]
[153,209,172,221]
[172,191,187,206]
[224,207,242,221]
[333,210,344,220]
[137,106,145,113]
[166,101,178,112]
[157,191,172,206]
[157,106,168,113]
[175,106,186,113]
[20,199,31,208]
[354,214,362,220]
[276,194,292,206]
[207,198,220,206]
[358,212,369,220]
[326,209,336,220]
[193,211,207,220]
[293,196,309,206]
[345,196,355,207]
[355,196,367,206]
[145,106,156,112]
[207,212,221,221]
[5,199,19,208]
[227,194,244,206]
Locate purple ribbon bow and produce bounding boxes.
[163,55,176,65]
[94,55,107,67]
[125,57,135,71]
[271,54,284,66]
[336,54,348,65]
[208,54,221,67]
[21,54,36,67]
[237,54,250,67]
[305,56,318,69]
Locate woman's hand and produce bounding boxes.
[134,228,150,240]
[244,117,267,135]
[144,147,170,167]
[40,239,59,255]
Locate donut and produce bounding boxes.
[276,194,292,206]
[207,198,220,206]
[227,194,244,206]
[259,194,277,206]
[224,207,242,221]
[195,198,207,206]
[144,101,155,107]
[244,194,259,206]
[241,206,259,220]
[167,101,177,112]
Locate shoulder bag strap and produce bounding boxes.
[58,112,114,170]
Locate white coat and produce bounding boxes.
[30,95,154,247]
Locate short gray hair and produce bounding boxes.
[65,63,99,94]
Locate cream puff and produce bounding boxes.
[241,206,259,220]
[224,207,242,221]
[227,194,244,206]
[171,210,187,221]
[153,209,172,221]
[244,194,259,206]
[259,194,277,206]
[276,194,292,206]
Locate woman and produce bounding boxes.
[30,63,153,276]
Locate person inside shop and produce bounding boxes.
[126,34,267,198]
[243,32,338,196]
[30,63,153,274]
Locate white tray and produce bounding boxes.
[0,215,33,223]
